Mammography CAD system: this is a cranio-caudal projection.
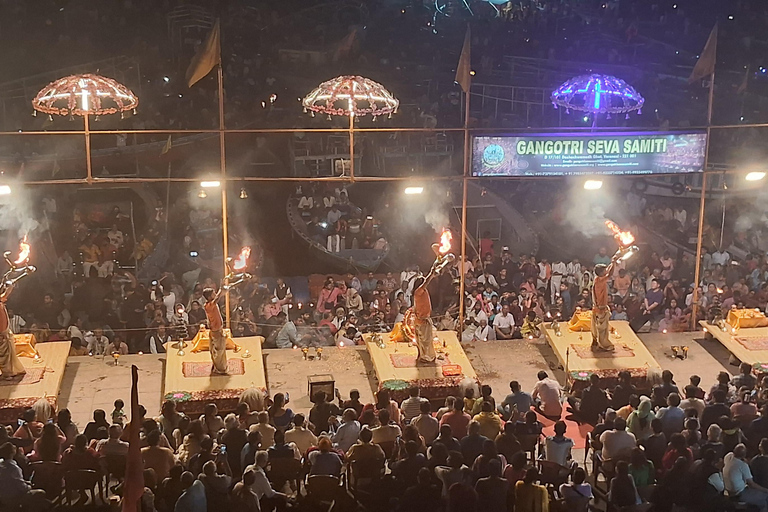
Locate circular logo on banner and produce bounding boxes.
[482,144,505,168]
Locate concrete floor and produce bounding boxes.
[56,332,738,428]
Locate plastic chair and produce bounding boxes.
[268,456,303,494]
[518,433,541,460]
[104,454,126,487]
[30,460,64,502]
[64,469,102,506]
[306,475,344,511]
[537,460,571,490]
[348,457,385,492]
[376,440,396,459]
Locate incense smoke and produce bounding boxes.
[0,190,39,238]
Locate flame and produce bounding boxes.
[438,229,452,254]
[14,236,30,266]
[605,220,635,247]
[717,287,723,294]
[233,246,251,271]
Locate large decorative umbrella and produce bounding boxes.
[33,73,138,182]
[551,74,643,127]
[32,73,138,118]
[302,75,398,121]
[303,76,398,177]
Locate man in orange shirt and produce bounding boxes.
[412,267,438,364]
[0,283,25,379]
[203,287,227,374]
[591,253,620,351]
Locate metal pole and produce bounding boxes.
[692,68,716,330]
[459,88,470,332]
[218,64,230,329]
[84,113,93,183]
[348,113,355,180]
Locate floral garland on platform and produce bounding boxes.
[570,367,647,382]
[381,379,408,392]
[164,388,246,403]
[753,362,768,374]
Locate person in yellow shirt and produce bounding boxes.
[616,395,639,421]
[473,401,504,440]
[515,466,550,512]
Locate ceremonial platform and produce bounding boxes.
[543,313,662,392]
[701,309,768,371]
[0,340,71,423]
[364,330,479,402]
[163,335,267,416]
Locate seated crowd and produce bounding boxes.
[4,364,768,511]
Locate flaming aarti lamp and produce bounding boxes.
[1,238,36,293]
[430,229,456,275]
[604,220,639,261]
[223,246,253,290]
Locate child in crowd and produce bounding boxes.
[112,398,126,426]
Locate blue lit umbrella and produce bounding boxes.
[551,74,644,126]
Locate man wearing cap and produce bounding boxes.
[591,251,621,351]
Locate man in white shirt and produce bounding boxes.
[724,444,768,510]
[566,259,582,286]
[411,401,439,445]
[679,385,706,419]
[85,328,109,355]
[532,371,562,419]
[400,387,429,423]
[473,316,495,342]
[492,305,515,340]
[544,420,575,467]
[5,308,25,335]
[330,409,361,453]
[245,450,288,502]
[550,260,567,303]
[711,248,730,267]
[284,414,317,456]
[371,409,401,445]
[598,418,636,460]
